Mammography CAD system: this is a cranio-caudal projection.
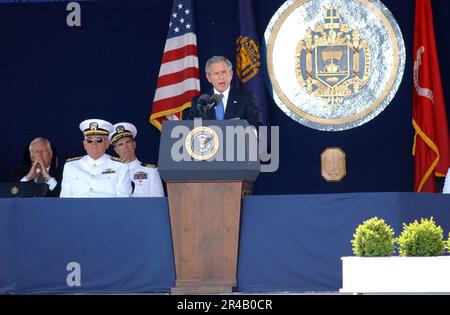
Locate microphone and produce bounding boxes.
[206,94,222,110]
[196,94,210,118]
[196,94,209,109]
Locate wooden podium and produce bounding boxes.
[158,120,260,294]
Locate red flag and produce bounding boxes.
[149,0,200,131]
[412,0,450,192]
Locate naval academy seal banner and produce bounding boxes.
[265,0,405,131]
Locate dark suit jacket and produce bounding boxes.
[185,88,263,127]
[9,165,62,197]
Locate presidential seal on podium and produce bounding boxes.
[185,126,220,161]
[265,0,405,131]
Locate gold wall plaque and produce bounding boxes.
[321,147,346,182]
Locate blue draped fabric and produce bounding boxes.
[2,193,450,294]
[237,193,450,292]
[0,198,175,294]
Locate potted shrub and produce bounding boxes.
[447,233,450,255]
[351,217,395,256]
[397,217,445,256]
[341,216,450,294]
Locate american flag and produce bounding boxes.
[150,0,200,131]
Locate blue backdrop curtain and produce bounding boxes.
[0,0,449,195]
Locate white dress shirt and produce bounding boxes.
[60,154,132,198]
[214,87,230,113]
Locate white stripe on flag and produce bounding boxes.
[158,55,199,77]
[163,33,197,52]
[153,77,200,102]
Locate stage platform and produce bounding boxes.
[1,192,450,294]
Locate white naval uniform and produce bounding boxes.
[60,154,132,198]
[443,168,450,193]
[128,159,164,197]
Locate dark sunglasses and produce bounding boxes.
[85,137,104,144]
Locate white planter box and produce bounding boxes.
[340,256,450,293]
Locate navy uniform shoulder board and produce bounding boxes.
[111,157,126,163]
[66,156,82,162]
[141,163,156,168]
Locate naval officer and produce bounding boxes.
[110,122,164,197]
[60,119,132,198]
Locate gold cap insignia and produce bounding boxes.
[89,122,98,131]
[116,125,125,134]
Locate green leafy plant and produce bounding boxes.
[351,217,395,256]
[447,233,450,255]
[397,217,445,256]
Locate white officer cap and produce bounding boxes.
[79,119,114,137]
[110,122,138,145]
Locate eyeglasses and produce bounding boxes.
[85,137,104,144]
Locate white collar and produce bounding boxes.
[128,158,141,168]
[85,154,108,166]
[36,166,51,174]
[214,87,230,100]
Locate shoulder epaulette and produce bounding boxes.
[111,157,126,163]
[66,156,82,162]
[141,163,156,168]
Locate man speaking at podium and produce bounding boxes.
[185,55,262,128]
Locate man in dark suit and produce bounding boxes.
[185,55,263,127]
[10,137,62,197]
